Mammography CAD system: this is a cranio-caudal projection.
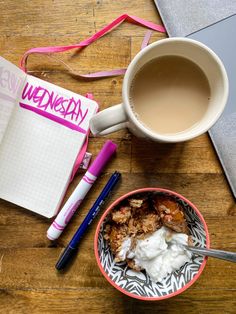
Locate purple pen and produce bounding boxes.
[47,140,117,240]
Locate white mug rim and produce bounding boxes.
[122,37,229,142]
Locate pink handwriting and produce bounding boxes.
[0,66,23,96]
[21,82,88,125]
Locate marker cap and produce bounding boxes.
[88,140,117,177]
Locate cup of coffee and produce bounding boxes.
[90,38,228,142]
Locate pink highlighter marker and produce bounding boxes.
[47,140,117,240]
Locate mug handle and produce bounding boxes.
[89,104,128,135]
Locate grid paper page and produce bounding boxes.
[0,107,86,217]
[0,75,98,218]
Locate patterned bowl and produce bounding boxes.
[94,188,210,301]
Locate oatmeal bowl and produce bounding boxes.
[94,188,210,301]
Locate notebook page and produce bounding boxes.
[0,75,98,218]
[0,57,26,143]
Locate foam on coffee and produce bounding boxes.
[130,55,211,135]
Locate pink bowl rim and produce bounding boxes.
[94,187,210,301]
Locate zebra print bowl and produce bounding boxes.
[94,188,210,301]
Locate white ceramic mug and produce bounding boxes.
[90,38,228,142]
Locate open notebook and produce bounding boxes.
[0,57,98,218]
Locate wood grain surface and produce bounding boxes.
[0,1,236,313]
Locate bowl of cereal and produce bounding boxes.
[94,188,210,300]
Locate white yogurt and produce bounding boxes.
[118,226,192,282]
[134,227,192,282]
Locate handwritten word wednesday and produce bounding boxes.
[20,82,89,132]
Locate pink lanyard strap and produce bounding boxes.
[19,15,165,181]
[20,14,166,79]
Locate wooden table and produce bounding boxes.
[0,1,235,313]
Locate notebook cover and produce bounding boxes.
[154,0,236,198]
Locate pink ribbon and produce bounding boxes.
[20,14,165,79]
[20,14,165,181]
